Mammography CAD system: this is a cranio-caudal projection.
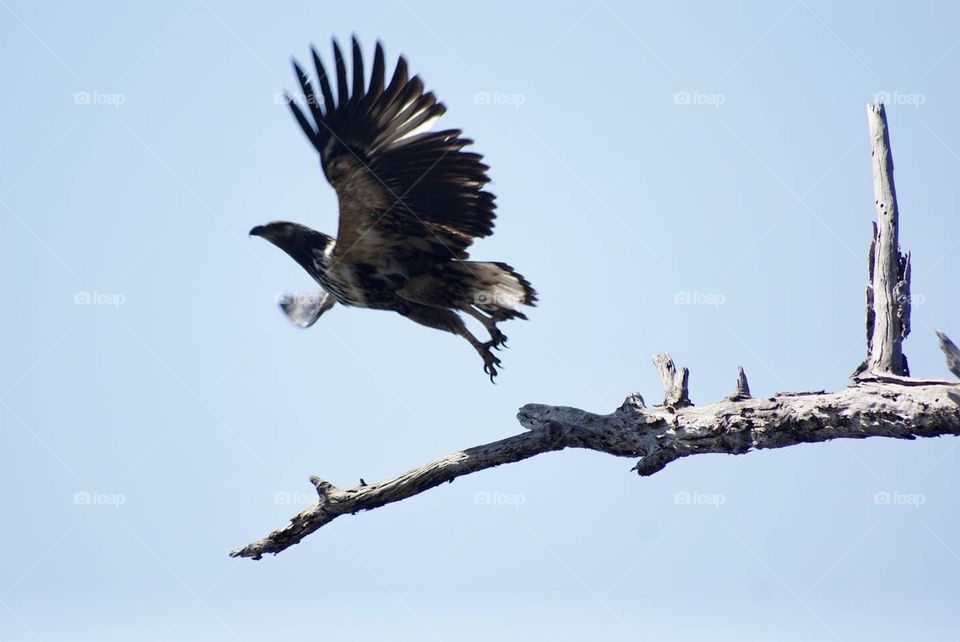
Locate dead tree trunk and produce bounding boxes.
[862,102,911,377]
[231,103,960,561]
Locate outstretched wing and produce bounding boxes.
[286,37,495,263]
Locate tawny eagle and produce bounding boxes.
[250,38,536,381]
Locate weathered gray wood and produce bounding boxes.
[864,102,910,376]
[231,379,960,559]
[938,331,960,378]
[231,430,568,559]
[652,353,691,407]
[727,366,751,401]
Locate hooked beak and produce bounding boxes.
[249,225,265,237]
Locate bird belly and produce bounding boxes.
[324,260,408,310]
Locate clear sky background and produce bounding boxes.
[3,1,960,640]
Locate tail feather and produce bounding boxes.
[459,261,537,320]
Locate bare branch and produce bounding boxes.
[727,366,751,401]
[652,353,691,407]
[231,379,960,559]
[231,429,568,559]
[863,102,910,376]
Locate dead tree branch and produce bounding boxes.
[232,376,960,560]
[231,103,960,560]
[727,365,751,401]
[652,353,692,407]
[862,102,911,377]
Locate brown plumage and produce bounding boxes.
[250,37,536,382]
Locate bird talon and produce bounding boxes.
[481,349,502,382]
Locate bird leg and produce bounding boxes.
[462,306,508,350]
[399,304,502,382]
[458,327,503,382]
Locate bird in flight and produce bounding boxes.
[250,38,536,381]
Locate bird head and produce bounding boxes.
[249,220,309,245]
[249,221,332,274]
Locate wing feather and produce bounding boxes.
[286,38,497,261]
[350,36,365,105]
[310,46,336,114]
[291,62,323,140]
[367,42,385,103]
[332,40,350,110]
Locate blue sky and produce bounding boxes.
[3,1,960,640]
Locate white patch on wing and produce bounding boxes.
[396,113,440,142]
